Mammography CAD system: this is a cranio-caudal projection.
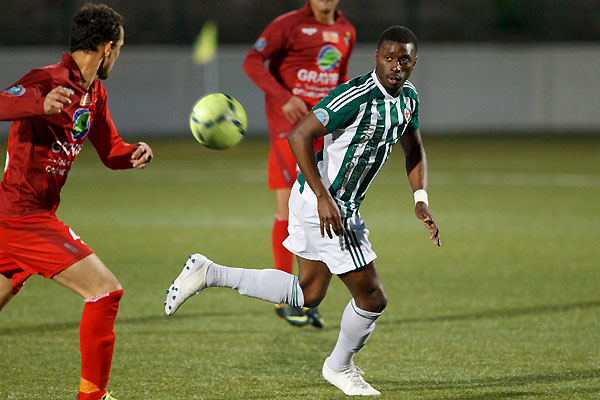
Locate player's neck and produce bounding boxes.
[71,51,101,90]
[310,6,336,25]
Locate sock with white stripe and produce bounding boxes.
[206,263,304,307]
[326,298,382,372]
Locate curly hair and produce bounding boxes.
[70,3,124,53]
[377,26,418,53]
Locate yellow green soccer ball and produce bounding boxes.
[189,93,247,150]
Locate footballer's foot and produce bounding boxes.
[304,307,325,328]
[322,358,381,396]
[275,303,309,327]
[164,254,212,316]
[101,392,118,400]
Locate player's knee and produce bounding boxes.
[94,275,122,296]
[303,291,325,308]
[358,289,387,313]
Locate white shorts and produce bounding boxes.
[283,181,377,275]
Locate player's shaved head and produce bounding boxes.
[377,26,418,53]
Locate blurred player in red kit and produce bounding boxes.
[0,4,153,400]
[243,0,355,328]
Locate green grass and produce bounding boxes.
[1,135,599,399]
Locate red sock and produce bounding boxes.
[272,216,293,274]
[78,289,123,400]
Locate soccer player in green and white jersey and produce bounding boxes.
[165,26,440,396]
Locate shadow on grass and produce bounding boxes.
[382,368,600,395]
[380,300,600,326]
[435,386,600,400]
[0,311,222,335]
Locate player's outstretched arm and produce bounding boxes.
[400,129,441,246]
[288,113,343,239]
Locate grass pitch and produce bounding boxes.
[1,135,599,399]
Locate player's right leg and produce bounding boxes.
[165,254,310,316]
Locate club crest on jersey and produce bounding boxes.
[80,93,92,106]
[317,45,342,72]
[404,108,410,121]
[3,85,25,96]
[253,37,267,52]
[313,108,329,126]
[71,108,91,140]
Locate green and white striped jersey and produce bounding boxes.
[297,70,420,217]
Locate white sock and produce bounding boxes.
[326,298,382,372]
[205,263,304,307]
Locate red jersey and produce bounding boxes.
[243,2,355,141]
[0,53,136,217]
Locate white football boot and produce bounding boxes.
[322,358,381,396]
[164,253,212,316]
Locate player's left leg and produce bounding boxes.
[322,261,385,396]
[52,254,123,400]
[0,274,14,311]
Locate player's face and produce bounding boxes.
[375,40,417,97]
[310,0,340,14]
[98,26,124,80]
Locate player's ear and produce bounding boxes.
[103,41,113,57]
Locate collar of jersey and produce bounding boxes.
[371,70,401,102]
[61,52,84,90]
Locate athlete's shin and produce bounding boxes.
[78,289,123,400]
[327,298,382,372]
[206,263,304,307]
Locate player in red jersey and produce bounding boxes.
[0,4,152,400]
[243,0,355,328]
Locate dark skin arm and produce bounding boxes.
[287,112,344,239]
[400,129,441,246]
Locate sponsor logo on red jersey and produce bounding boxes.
[317,45,342,72]
[71,108,91,140]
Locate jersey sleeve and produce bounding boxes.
[0,69,49,121]
[88,86,136,170]
[404,88,420,134]
[311,82,363,133]
[242,16,293,105]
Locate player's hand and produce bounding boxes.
[282,96,309,125]
[317,193,343,239]
[43,86,73,115]
[415,202,441,246]
[131,142,153,169]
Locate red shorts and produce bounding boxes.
[268,136,324,190]
[0,212,93,294]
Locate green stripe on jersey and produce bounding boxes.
[308,71,420,216]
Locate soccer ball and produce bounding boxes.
[189,93,247,150]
